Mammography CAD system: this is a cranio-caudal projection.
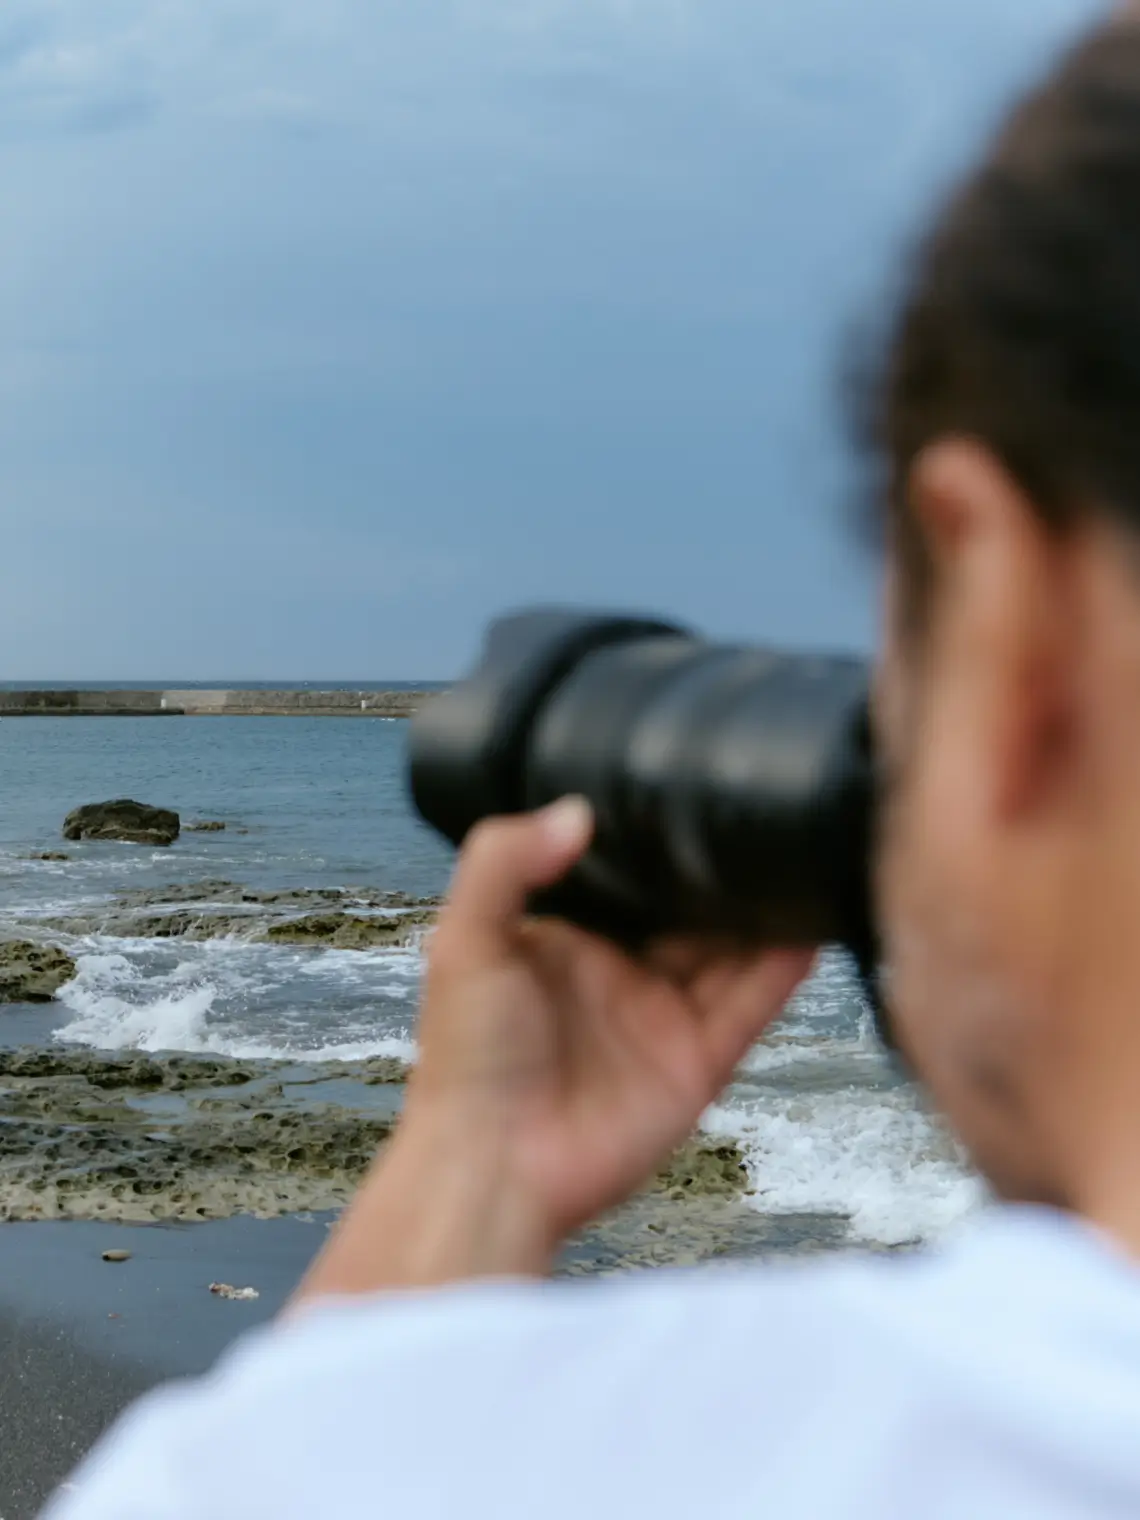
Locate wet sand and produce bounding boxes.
[0,1215,321,1517]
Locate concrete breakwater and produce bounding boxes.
[0,689,436,717]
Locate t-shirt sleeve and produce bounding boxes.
[41,1266,852,1520]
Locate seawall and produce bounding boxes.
[0,690,436,718]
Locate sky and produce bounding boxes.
[0,0,1109,679]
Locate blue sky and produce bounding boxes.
[0,0,1107,679]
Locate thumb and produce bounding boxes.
[439,797,594,962]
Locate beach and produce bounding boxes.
[0,1190,864,1516]
[0,1048,871,1518]
[0,1215,312,1516]
[0,1042,868,1517]
[0,712,981,1516]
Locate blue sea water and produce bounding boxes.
[0,715,453,901]
[0,717,451,1068]
[0,715,979,1244]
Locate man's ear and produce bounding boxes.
[908,437,1075,821]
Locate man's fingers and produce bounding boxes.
[644,934,744,985]
[694,948,817,1083]
[439,797,593,961]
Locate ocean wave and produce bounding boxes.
[52,938,420,1063]
[43,925,982,1249]
[703,1085,984,1246]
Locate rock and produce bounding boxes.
[360,1056,414,1085]
[30,882,443,949]
[186,821,226,832]
[101,1249,131,1262]
[38,905,435,948]
[559,1196,854,1275]
[67,910,258,942]
[114,881,439,910]
[265,910,436,950]
[0,1052,397,1223]
[240,886,437,911]
[28,851,70,862]
[653,1137,750,1198]
[0,941,77,1003]
[63,799,180,847]
[118,879,240,905]
[0,1050,258,1088]
[0,1050,851,1273]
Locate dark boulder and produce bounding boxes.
[64,800,180,847]
[186,821,226,832]
[0,941,77,1002]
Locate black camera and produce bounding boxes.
[407,609,881,1020]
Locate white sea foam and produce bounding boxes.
[739,1022,881,1078]
[294,945,421,981]
[47,930,979,1247]
[54,952,224,1052]
[52,938,421,1064]
[703,1086,985,1246]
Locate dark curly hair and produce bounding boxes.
[860,13,1140,623]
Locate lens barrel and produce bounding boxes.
[408,609,875,969]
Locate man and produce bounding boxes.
[47,9,1140,1517]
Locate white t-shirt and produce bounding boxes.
[45,1205,1140,1519]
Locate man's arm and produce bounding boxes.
[295,798,811,1301]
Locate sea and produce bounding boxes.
[0,708,984,1249]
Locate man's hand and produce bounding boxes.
[295,798,813,1301]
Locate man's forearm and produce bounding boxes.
[292,1112,555,1304]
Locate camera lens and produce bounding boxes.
[409,609,873,957]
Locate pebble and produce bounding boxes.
[101,1249,131,1262]
[209,1282,259,1301]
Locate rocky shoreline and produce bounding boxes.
[0,1045,861,1270]
[0,1048,406,1224]
[10,879,440,953]
[0,862,895,1269]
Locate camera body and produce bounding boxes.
[408,610,878,999]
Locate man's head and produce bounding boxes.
[870,9,1140,1225]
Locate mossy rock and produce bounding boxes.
[653,1137,749,1199]
[63,799,180,847]
[264,910,435,950]
[0,942,76,1003]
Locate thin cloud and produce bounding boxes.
[0,11,155,137]
[0,0,1111,677]
[208,86,334,136]
[0,1,331,138]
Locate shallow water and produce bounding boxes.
[0,715,982,1245]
